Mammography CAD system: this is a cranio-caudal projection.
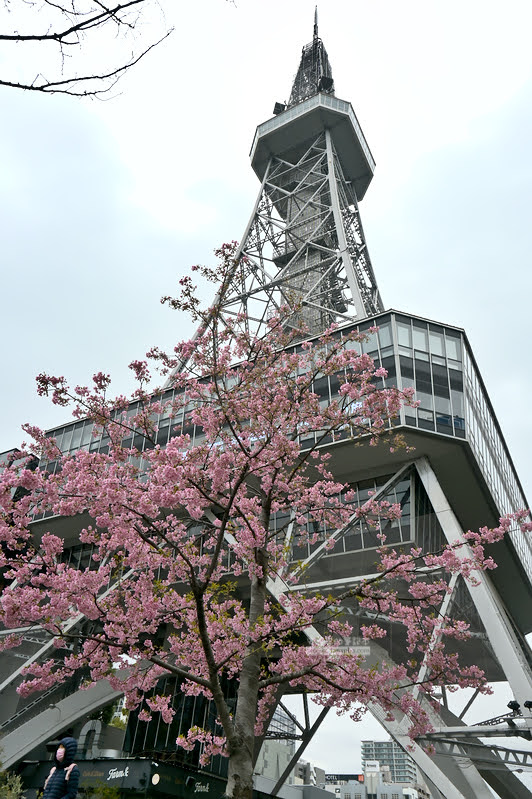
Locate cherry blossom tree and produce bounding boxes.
[1,246,529,799]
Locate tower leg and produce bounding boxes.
[370,700,500,799]
[416,457,532,704]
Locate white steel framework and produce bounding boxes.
[1,462,531,797]
[212,128,383,339]
[269,457,532,799]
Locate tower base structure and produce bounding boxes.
[269,311,532,798]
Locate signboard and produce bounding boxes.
[325,774,364,784]
[20,758,226,799]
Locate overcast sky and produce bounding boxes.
[1,0,532,779]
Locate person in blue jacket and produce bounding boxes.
[43,738,80,799]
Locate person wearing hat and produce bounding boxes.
[43,738,80,799]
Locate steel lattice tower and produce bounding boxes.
[210,10,382,339]
[205,15,532,799]
[1,14,532,799]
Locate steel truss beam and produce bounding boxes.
[270,696,331,797]
[379,458,532,798]
[0,566,135,698]
[369,700,495,799]
[415,457,532,705]
[1,679,122,771]
[419,737,532,770]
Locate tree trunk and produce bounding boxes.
[225,562,267,799]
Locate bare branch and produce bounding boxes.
[0,1,145,41]
[0,0,173,95]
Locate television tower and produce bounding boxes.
[1,13,532,799]
[212,15,532,799]
[212,9,382,338]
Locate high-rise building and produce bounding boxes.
[361,740,418,785]
[1,13,532,799]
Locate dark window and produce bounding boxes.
[449,368,463,390]
[415,359,432,395]
[313,376,330,398]
[329,374,342,396]
[381,356,396,380]
[418,409,434,430]
[399,356,414,379]
[432,363,450,397]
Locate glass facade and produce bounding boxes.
[7,309,527,578]
[389,312,531,577]
[125,679,296,779]
[281,472,413,565]
[392,313,465,437]
[282,311,531,578]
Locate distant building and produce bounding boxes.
[255,705,297,783]
[324,773,365,799]
[361,741,418,784]
[294,760,326,787]
[319,765,432,799]
[325,774,365,786]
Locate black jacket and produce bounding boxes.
[43,737,80,799]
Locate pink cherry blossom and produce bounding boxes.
[0,244,529,799]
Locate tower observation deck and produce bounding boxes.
[1,13,532,799]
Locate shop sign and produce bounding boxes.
[107,767,130,781]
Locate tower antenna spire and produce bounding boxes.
[287,9,334,107]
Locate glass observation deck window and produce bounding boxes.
[394,313,465,437]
